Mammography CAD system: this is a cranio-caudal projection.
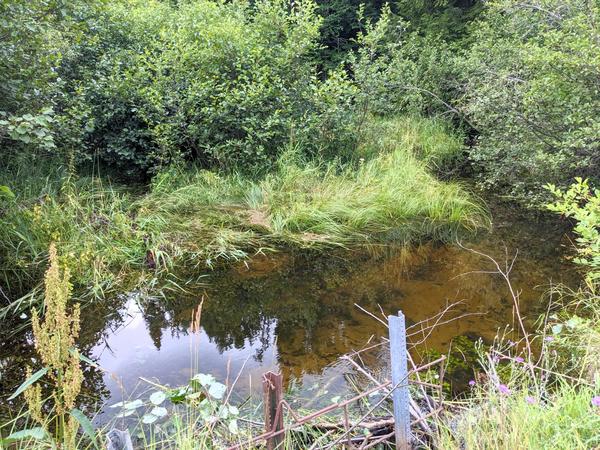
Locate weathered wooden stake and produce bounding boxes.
[389,310,411,449]
[263,371,284,450]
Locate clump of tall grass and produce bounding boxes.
[259,143,483,245]
[146,115,487,250]
[0,159,150,303]
[354,115,465,170]
[436,378,600,449]
[433,312,600,449]
[1,116,486,320]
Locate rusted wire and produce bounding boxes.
[226,355,447,450]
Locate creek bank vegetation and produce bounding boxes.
[434,179,600,449]
[1,0,600,448]
[3,197,599,449]
[1,115,485,316]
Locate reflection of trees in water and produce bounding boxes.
[128,251,396,373]
[1,213,574,421]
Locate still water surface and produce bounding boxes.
[1,204,577,422]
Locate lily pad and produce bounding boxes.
[149,391,166,406]
[142,414,158,424]
[193,373,215,387]
[124,399,144,410]
[151,407,168,418]
[208,382,226,400]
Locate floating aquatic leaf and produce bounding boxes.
[331,396,341,404]
[228,406,239,416]
[193,373,215,387]
[186,392,202,400]
[217,405,229,419]
[199,407,211,420]
[208,382,226,400]
[109,401,125,409]
[149,391,166,405]
[115,409,135,418]
[151,407,168,418]
[124,399,144,410]
[228,419,239,435]
[168,387,189,404]
[142,414,158,424]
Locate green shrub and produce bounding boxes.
[461,0,600,203]
[348,6,467,120]
[58,0,356,177]
[0,0,96,159]
[546,178,600,282]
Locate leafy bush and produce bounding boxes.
[348,6,467,120]
[461,0,600,203]
[546,178,600,281]
[58,0,356,177]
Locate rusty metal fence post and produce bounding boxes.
[263,371,284,450]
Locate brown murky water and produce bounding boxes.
[0,203,578,423]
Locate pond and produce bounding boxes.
[0,202,578,424]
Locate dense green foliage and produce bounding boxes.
[2,0,600,447]
[547,178,600,281]
[58,0,360,176]
[462,0,600,202]
[0,0,495,305]
[1,0,598,296]
[3,0,597,198]
[321,0,600,203]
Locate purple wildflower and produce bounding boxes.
[525,396,536,405]
[544,336,554,342]
[592,396,600,408]
[498,384,511,395]
[468,380,476,387]
[514,356,525,363]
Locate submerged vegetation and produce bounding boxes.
[1,0,600,447]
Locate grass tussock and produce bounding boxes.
[436,381,600,450]
[144,115,486,248]
[0,116,487,317]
